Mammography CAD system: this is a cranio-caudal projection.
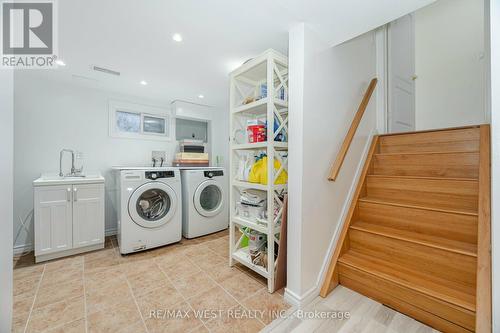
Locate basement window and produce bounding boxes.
[109,100,172,141]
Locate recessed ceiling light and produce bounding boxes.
[55,59,66,66]
[172,33,183,42]
[198,94,204,99]
[140,80,148,85]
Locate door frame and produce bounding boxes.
[375,25,389,134]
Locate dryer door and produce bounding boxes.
[193,179,224,217]
[128,181,177,228]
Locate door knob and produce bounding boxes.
[411,75,418,81]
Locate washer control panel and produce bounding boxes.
[204,170,224,178]
[145,171,175,180]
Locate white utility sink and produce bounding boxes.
[33,173,105,186]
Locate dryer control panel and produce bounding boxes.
[204,170,224,178]
[146,171,175,180]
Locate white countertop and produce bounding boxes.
[33,173,105,186]
[112,166,224,171]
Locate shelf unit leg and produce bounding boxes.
[267,54,276,293]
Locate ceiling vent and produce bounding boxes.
[92,65,120,76]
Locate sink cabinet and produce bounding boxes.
[34,181,105,262]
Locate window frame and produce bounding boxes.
[109,100,172,141]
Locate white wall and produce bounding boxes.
[414,0,486,130]
[0,67,14,332]
[487,0,500,330]
[287,23,377,303]
[13,72,229,252]
[277,0,436,46]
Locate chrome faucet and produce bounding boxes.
[59,149,84,177]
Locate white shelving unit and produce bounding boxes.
[229,49,288,293]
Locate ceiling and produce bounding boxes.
[27,0,295,108]
[22,0,434,109]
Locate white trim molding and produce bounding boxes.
[375,25,388,134]
[105,227,117,237]
[284,285,321,308]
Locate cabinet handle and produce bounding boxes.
[73,187,78,202]
[67,188,71,202]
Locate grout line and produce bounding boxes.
[187,249,268,328]
[115,239,150,333]
[155,254,211,333]
[123,267,150,333]
[23,263,46,333]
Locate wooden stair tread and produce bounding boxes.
[359,196,478,216]
[378,127,480,154]
[374,151,479,156]
[378,125,480,138]
[366,174,478,182]
[338,251,476,312]
[350,221,477,257]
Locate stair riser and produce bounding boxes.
[357,201,478,244]
[338,264,475,332]
[372,152,479,178]
[365,177,479,213]
[379,128,480,154]
[348,229,477,286]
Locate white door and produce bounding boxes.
[34,185,73,255]
[73,184,105,248]
[388,14,416,133]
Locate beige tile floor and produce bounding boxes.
[264,286,439,333]
[12,230,290,333]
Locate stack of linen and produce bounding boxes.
[172,152,209,167]
[173,139,209,167]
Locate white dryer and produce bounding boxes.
[180,168,228,238]
[115,167,182,254]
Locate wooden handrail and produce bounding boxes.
[328,78,378,181]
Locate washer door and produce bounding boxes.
[128,182,177,228]
[193,180,224,217]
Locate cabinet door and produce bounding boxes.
[72,183,105,248]
[34,185,73,255]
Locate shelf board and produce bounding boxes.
[233,181,267,191]
[232,97,288,115]
[231,141,288,150]
[231,247,269,278]
[232,216,281,234]
[232,180,287,191]
[233,216,267,233]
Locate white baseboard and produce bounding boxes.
[13,227,118,257]
[284,285,320,308]
[105,228,117,236]
[13,243,33,256]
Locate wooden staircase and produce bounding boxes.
[321,126,491,333]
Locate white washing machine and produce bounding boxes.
[115,167,182,254]
[180,168,229,238]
